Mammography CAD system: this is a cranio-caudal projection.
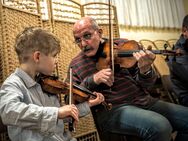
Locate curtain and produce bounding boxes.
[81,0,185,28]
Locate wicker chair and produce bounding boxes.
[167,39,178,49]
[139,39,157,50]
[153,39,170,50]
[139,39,178,103]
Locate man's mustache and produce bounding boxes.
[82,46,92,52]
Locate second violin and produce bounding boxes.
[37,73,112,110]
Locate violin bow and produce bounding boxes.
[108,0,114,81]
[69,67,73,106]
[68,67,75,132]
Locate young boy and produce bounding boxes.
[0,27,104,141]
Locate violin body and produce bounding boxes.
[114,40,141,68]
[97,40,184,69]
[97,40,141,69]
[40,77,68,95]
[38,74,90,102]
[37,73,112,110]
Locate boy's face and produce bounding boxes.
[36,51,57,75]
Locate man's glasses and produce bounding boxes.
[74,31,96,45]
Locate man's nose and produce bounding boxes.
[80,39,87,46]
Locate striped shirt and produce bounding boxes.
[69,38,157,108]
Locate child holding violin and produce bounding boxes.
[168,15,188,106]
[68,16,188,141]
[0,27,104,141]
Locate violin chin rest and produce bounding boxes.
[114,64,121,72]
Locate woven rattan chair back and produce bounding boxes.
[167,39,178,49]
[82,2,120,38]
[0,1,42,84]
[139,39,157,50]
[153,39,171,50]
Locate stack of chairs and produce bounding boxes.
[154,39,169,50]
[139,39,157,50]
[167,39,178,49]
[139,38,179,104]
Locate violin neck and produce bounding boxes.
[73,84,96,98]
[117,50,139,57]
[117,50,176,57]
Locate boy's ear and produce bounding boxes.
[33,51,40,63]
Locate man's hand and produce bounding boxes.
[133,50,156,74]
[93,68,113,86]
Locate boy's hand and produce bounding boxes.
[58,104,79,122]
[88,92,105,107]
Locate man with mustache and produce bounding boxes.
[68,16,188,141]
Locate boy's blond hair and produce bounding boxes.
[15,27,61,63]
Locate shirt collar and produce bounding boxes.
[15,68,37,88]
[91,38,108,61]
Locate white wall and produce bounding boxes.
[76,0,185,41]
[119,28,180,41]
[184,0,188,14]
[119,0,187,41]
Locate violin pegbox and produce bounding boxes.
[163,43,168,50]
[163,43,169,61]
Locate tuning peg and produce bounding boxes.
[147,45,152,50]
[172,55,176,62]
[164,43,168,50]
[172,44,175,50]
[165,55,169,61]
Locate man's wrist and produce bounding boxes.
[143,69,152,75]
[140,68,152,77]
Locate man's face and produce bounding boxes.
[73,21,102,57]
[182,26,188,39]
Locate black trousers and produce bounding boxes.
[169,61,188,106]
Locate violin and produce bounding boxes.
[37,73,112,110]
[97,40,183,69]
